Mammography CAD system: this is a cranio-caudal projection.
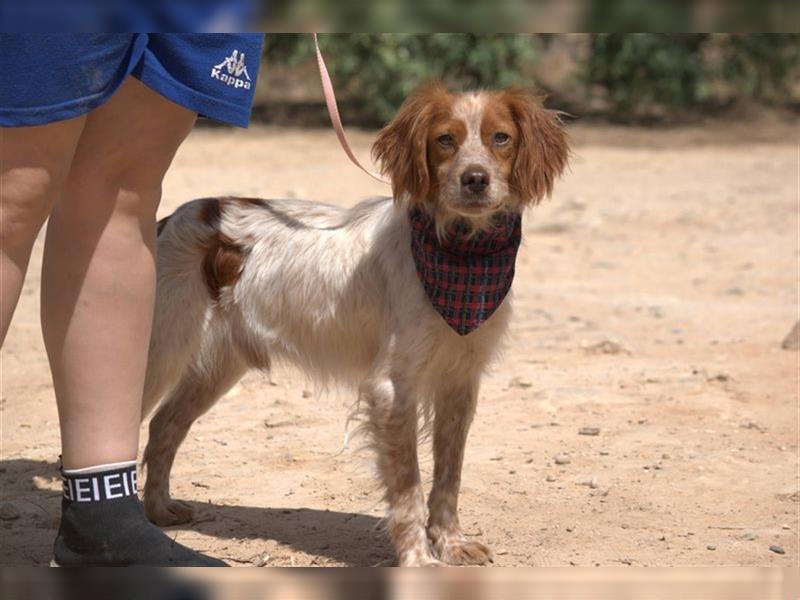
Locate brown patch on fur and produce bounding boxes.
[372,81,455,206]
[199,197,251,303]
[496,88,569,204]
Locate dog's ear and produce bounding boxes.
[372,81,451,205]
[501,87,569,205]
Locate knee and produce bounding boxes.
[0,166,64,252]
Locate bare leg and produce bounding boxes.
[0,118,85,345]
[40,78,196,469]
[361,367,441,566]
[427,378,493,565]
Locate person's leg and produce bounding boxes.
[41,77,196,469]
[41,78,224,566]
[0,118,85,346]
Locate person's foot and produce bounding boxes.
[53,461,226,566]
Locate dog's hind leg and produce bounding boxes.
[143,341,246,526]
[426,376,493,565]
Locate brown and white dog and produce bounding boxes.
[141,82,569,566]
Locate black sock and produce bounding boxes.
[53,461,226,566]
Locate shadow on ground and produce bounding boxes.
[0,459,391,566]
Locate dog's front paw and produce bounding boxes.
[144,496,194,526]
[437,538,494,566]
[397,542,445,567]
[429,527,494,566]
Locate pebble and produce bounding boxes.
[301,390,312,399]
[707,544,716,551]
[253,553,271,566]
[0,502,19,520]
[553,453,571,465]
[769,545,785,555]
[742,533,757,541]
[578,427,600,436]
[579,476,599,489]
[581,339,626,355]
[509,377,533,389]
[546,474,556,482]
[781,321,800,350]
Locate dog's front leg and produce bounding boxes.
[427,377,493,565]
[361,374,441,566]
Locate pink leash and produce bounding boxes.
[313,33,390,185]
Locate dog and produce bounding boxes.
[140,81,569,566]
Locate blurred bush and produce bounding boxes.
[260,34,800,125]
[585,34,800,118]
[265,34,538,124]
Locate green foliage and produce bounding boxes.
[717,34,800,103]
[266,34,538,124]
[586,34,708,114]
[586,34,800,117]
[264,34,800,124]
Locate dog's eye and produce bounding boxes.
[436,134,455,147]
[493,132,511,146]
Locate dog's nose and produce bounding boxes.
[461,166,490,194]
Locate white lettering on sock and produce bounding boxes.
[104,473,123,499]
[74,478,92,502]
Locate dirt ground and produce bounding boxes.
[1,117,798,567]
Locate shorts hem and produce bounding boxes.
[133,64,254,128]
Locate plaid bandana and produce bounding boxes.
[409,207,522,336]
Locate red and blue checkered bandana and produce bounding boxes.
[409,207,522,336]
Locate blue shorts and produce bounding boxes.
[0,34,265,128]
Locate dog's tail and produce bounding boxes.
[141,202,216,420]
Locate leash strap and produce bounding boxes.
[313,33,390,185]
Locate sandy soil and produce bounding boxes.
[1,119,798,567]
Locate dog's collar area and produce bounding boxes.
[408,207,522,335]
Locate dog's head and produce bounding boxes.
[372,81,569,228]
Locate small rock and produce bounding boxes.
[781,524,790,530]
[781,321,800,350]
[301,389,312,399]
[742,533,757,541]
[769,545,785,555]
[553,453,571,465]
[661,453,671,460]
[739,420,761,431]
[253,553,271,566]
[581,339,626,355]
[579,476,599,489]
[0,503,19,520]
[509,377,533,389]
[578,427,600,436]
[546,474,556,482]
[707,544,716,551]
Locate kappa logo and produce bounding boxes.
[211,49,252,90]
